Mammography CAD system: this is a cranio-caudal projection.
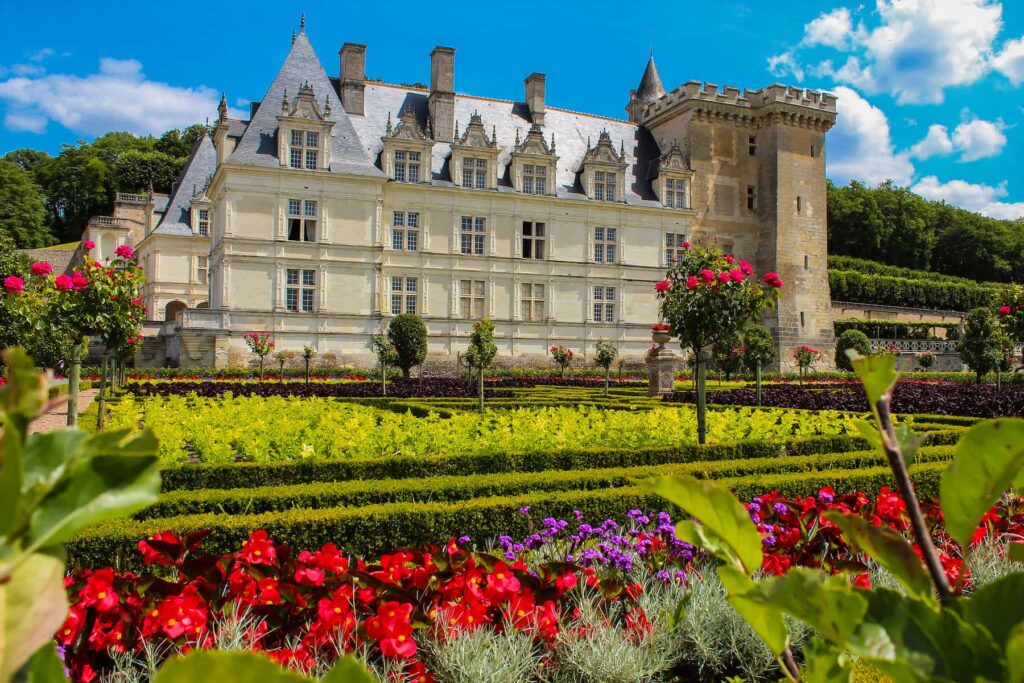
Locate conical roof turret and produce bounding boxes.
[636,54,666,104]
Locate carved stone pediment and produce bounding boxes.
[659,139,690,171]
[513,123,556,158]
[280,82,330,122]
[581,130,626,168]
[453,112,497,149]
[384,109,431,142]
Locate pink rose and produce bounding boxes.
[686,275,698,290]
[71,275,88,291]
[700,269,715,283]
[739,260,753,276]
[999,305,1012,315]
[83,240,95,250]
[717,271,731,284]
[724,254,735,264]
[730,269,744,283]
[682,241,691,249]
[54,274,73,291]
[114,244,134,259]
[3,275,25,294]
[654,279,671,293]
[31,261,53,276]
[764,272,783,288]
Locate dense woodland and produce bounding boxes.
[0,125,1022,283]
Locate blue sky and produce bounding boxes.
[1,0,1022,218]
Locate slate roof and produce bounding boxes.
[635,55,666,104]
[226,32,381,177]
[224,32,666,205]
[153,134,217,236]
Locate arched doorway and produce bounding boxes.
[165,301,187,322]
[195,301,209,309]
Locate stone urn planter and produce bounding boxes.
[647,326,676,396]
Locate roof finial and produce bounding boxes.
[619,139,626,160]
[324,94,331,116]
[385,111,393,136]
[454,120,460,141]
[300,11,306,33]
[291,29,296,45]
[217,92,228,123]
[514,128,520,146]
[491,124,497,148]
[550,133,556,153]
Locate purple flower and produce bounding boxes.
[573,510,584,520]
[773,503,787,515]
[750,513,761,524]
[819,491,834,504]
[498,535,513,549]
[457,535,471,545]
[504,550,516,561]
[656,569,672,582]
[748,502,761,513]
[762,534,777,547]
[518,506,531,515]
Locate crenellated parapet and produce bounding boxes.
[640,80,837,131]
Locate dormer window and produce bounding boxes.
[382,109,433,184]
[394,150,421,183]
[579,131,628,203]
[511,124,558,197]
[594,171,616,202]
[277,83,334,172]
[450,113,500,192]
[197,209,210,236]
[190,193,213,237]
[654,140,694,211]
[289,130,319,170]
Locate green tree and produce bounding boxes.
[35,145,112,243]
[464,318,497,413]
[3,148,50,174]
[835,329,872,371]
[958,307,1001,384]
[593,340,617,397]
[711,332,744,382]
[388,314,427,379]
[114,150,183,194]
[0,160,52,247]
[371,334,398,396]
[741,324,775,406]
[156,124,210,158]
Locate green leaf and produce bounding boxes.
[895,423,923,467]
[0,550,69,682]
[823,511,934,601]
[852,419,883,454]
[27,430,160,550]
[962,573,1024,650]
[1010,544,1024,564]
[717,565,789,657]
[322,655,377,683]
[1007,622,1024,683]
[152,651,313,683]
[940,419,1024,548]
[801,640,853,683]
[749,568,867,645]
[850,352,898,407]
[635,474,762,574]
[14,642,69,683]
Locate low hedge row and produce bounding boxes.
[834,318,962,340]
[158,429,959,492]
[140,446,957,520]
[68,462,947,569]
[827,255,1001,289]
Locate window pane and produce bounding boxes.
[409,152,420,161]
[306,131,319,147]
[535,241,545,259]
[460,298,469,317]
[286,269,299,285]
[475,217,485,231]
[408,164,419,182]
[523,222,533,236]
[305,147,316,169]
[405,297,416,314]
[393,211,404,226]
[391,294,402,315]
[606,245,616,263]
[392,230,404,250]
[302,270,315,286]
[395,150,406,160]
[394,163,405,182]
[406,231,418,251]
[391,276,402,291]
[407,212,419,228]
[405,277,417,292]
[474,235,484,255]
[287,289,298,311]
[461,216,472,230]
[302,290,314,312]
[594,227,604,241]
[288,199,301,216]
[594,244,604,262]
[290,149,302,168]
[606,228,617,241]
[304,220,316,242]
[304,201,317,217]
[462,167,473,187]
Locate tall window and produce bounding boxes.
[665,179,687,209]
[290,130,319,170]
[197,209,210,236]
[594,227,617,264]
[521,221,545,259]
[746,186,756,211]
[523,164,546,195]
[462,158,487,189]
[460,216,486,255]
[392,211,420,251]
[390,276,418,315]
[748,135,757,156]
[593,286,616,323]
[285,268,316,312]
[288,199,317,242]
[394,150,421,183]
[197,257,208,285]
[459,280,485,318]
[594,171,616,202]
[665,233,687,266]
[520,283,545,321]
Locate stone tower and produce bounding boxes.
[632,78,838,370]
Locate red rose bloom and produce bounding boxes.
[30,261,53,276]
[730,269,745,283]
[700,269,715,283]
[54,274,72,291]
[999,305,1012,315]
[764,271,783,288]
[686,275,698,290]
[654,279,671,293]
[717,271,731,284]
[3,275,24,294]
[114,244,135,259]
[83,239,96,250]
[71,274,89,291]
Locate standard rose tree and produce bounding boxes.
[550,345,574,378]
[655,242,780,443]
[243,331,275,381]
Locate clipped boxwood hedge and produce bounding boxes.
[140,446,956,520]
[68,462,947,569]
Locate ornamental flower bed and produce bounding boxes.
[665,381,1024,418]
[57,491,1024,682]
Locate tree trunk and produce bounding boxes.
[402,367,411,379]
[382,362,388,397]
[96,354,109,429]
[66,342,82,428]
[755,362,762,408]
[604,367,610,398]
[478,368,485,414]
[997,370,1002,391]
[259,358,264,382]
[696,351,707,445]
[305,358,310,385]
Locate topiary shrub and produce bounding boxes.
[835,329,872,371]
[387,314,428,379]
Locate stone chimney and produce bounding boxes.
[339,43,366,115]
[525,73,546,126]
[428,46,455,142]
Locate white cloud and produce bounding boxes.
[3,111,47,133]
[826,86,915,186]
[0,57,226,136]
[910,124,953,159]
[27,48,54,62]
[774,0,1005,104]
[993,36,1024,85]
[951,116,1007,161]
[912,176,1024,219]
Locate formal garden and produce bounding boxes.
[4,242,1024,683]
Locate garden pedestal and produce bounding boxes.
[647,334,676,396]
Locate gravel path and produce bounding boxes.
[27,388,99,434]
